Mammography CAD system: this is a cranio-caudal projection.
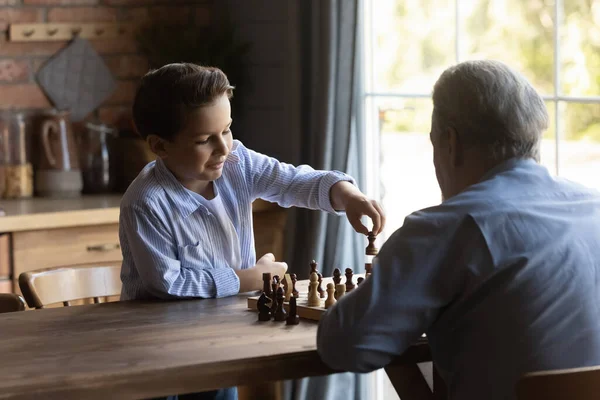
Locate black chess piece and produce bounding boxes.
[357,277,364,286]
[333,268,341,285]
[345,268,355,292]
[365,263,373,276]
[270,287,279,318]
[291,273,299,298]
[286,296,300,325]
[366,232,378,255]
[273,287,287,322]
[257,292,271,321]
[317,273,325,298]
[262,272,272,297]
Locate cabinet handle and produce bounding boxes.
[87,243,120,252]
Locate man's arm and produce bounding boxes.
[121,205,240,299]
[316,211,476,372]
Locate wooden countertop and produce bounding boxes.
[0,195,122,233]
[0,195,281,233]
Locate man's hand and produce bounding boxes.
[235,253,288,293]
[330,181,386,235]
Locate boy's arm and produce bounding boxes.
[241,144,354,214]
[121,205,240,299]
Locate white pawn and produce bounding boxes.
[325,283,337,309]
[307,272,321,307]
[335,283,346,300]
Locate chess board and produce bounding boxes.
[247,274,365,321]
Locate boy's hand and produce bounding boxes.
[236,253,288,293]
[330,181,385,236]
[255,253,288,278]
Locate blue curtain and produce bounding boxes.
[283,0,369,399]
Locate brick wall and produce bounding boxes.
[0,0,211,129]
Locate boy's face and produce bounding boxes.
[151,93,234,189]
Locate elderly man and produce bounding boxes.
[317,60,600,400]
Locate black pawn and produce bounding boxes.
[333,268,341,285]
[286,296,300,325]
[357,277,364,286]
[345,268,355,292]
[310,260,318,278]
[317,273,325,298]
[257,293,271,322]
[291,273,299,298]
[274,287,287,322]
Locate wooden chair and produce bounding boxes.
[0,293,26,313]
[18,265,122,309]
[516,365,600,400]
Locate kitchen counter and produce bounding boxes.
[0,195,122,233]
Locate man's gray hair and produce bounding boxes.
[432,60,548,162]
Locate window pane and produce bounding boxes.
[559,102,600,190]
[377,97,440,238]
[369,0,454,94]
[540,100,557,175]
[560,0,600,96]
[459,0,555,96]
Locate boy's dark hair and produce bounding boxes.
[132,63,234,140]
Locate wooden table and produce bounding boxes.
[0,292,433,400]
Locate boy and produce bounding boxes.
[119,63,385,400]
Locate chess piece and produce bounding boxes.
[286,296,300,325]
[335,283,346,299]
[271,276,278,299]
[357,277,364,286]
[366,231,378,255]
[257,292,271,321]
[283,273,293,301]
[307,272,321,307]
[310,260,318,276]
[332,268,341,285]
[291,273,299,298]
[325,283,336,309]
[345,268,355,292]
[317,273,325,298]
[365,262,373,277]
[273,287,287,321]
[262,273,272,297]
[270,285,279,318]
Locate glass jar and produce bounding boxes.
[79,122,117,194]
[0,111,33,198]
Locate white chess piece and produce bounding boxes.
[307,272,321,307]
[325,283,337,309]
[335,283,346,300]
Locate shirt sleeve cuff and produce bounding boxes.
[318,171,356,215]
[207,267,240,298]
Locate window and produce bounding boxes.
[363,0,600,398]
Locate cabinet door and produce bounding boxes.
[13,224,122,277]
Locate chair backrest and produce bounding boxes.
[0,293,26,313]
[18,265,122,309]
[516,365,600,400]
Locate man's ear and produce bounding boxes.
[447,127,464,167]
[147,135,168,159]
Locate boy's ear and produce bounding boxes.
[147,135,169,159]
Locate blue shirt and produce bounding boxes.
[317,158,600,400]
[119,140,352,301]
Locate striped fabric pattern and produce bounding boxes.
[119,140,353,300]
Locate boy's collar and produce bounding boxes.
[154,158,208,218]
